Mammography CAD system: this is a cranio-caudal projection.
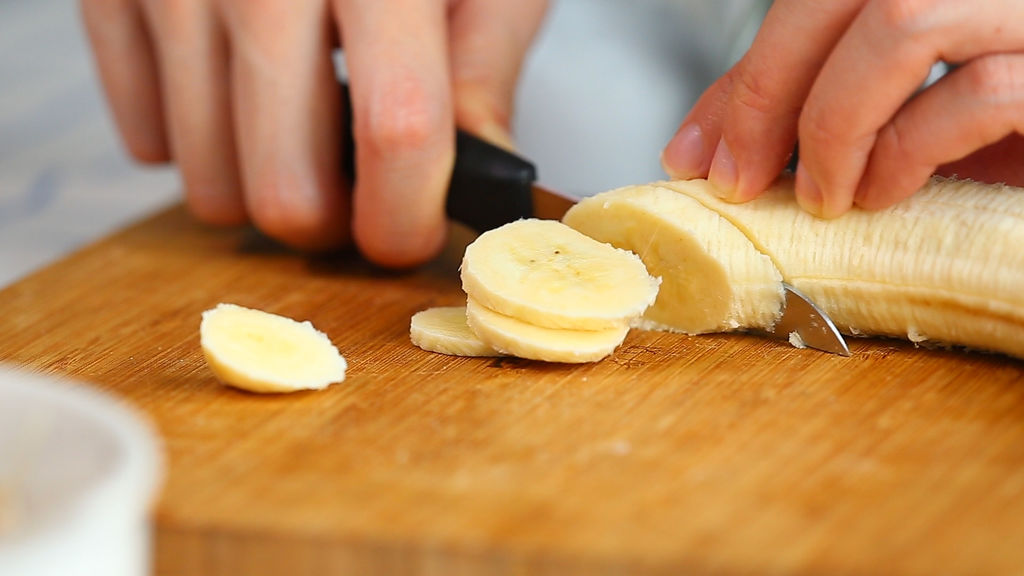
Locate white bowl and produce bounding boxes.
[0,365,162,576]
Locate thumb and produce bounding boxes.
[448,0,548,151]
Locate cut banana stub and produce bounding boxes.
[410,306,501,357]
[461,219,660,331]
[563,184,784,334]
[465,297,630,363]
[659,177,1024,359]
[566,176,1024,361]
[200,303,347,393]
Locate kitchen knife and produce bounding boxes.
[339,84,575,231]
[339,83,849,356]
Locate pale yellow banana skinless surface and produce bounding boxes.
[465,297,630,363]
[461,219,660,331]
[563,185,784,335]
[572,176,1024,361]
[200,303,347,393]
[409,306,500,357]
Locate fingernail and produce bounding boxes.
[661,123,707,179]
[708,138,738,199]
[795,162,823,216]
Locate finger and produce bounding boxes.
[856,54,1024,210]
[140,0,246,225]
[798,0,1024,217]
[80,0,169,162]
[448,0,548,150]
[225,0,349,251]
[336,0,453,268]
[661,74,731,181]
[707,0,865,203]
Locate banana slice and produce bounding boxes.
[200,303,347,393]
[461,219,660,331]
[410,306,500,357]
[465,297,629,363]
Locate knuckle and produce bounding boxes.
[361,80,449,156]
[219,0,293,37]
[798,105,845,149]
[124,138,170,164]
[729,60,781,117]
[182,175,247,225]
[874,0,938,37]
[876,117,917,166]
[958,56,1023,104]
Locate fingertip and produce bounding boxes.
[708,137,739,200]
[246,177,351,252]
[794,162,824,217]
[353,210,447,269]
[661,123,710,180]
[185,188,249,227]
[124,136,171,165]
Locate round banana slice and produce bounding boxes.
[461,219,659,331]
[200,303,347,393]
[465,297,629,363]
[410,306,501,357]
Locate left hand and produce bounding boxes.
[661,0,1024,218]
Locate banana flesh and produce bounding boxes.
[461,218,660,331]
[465,297,630,363]
[200,303,347,393]
[410,306,500,357]
[563,185,784,334]
[569,176,1024,360]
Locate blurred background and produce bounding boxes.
[0,0,764,287]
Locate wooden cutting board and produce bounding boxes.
[2,205,1024,576]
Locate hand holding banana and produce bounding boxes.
[662,0,1024,218]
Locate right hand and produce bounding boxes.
[80,0,548,267]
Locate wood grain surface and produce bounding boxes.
[2,205,1024,576]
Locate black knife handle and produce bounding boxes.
[339,82,537,233]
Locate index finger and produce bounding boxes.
[335,0,454,268]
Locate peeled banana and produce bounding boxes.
[409,306,500,357]
[565,176,1024,360]
[200,303,347,393]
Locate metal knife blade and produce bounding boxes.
[768,283,851,356]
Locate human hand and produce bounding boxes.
[80,0,547,266]
[661,0,1024,218]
